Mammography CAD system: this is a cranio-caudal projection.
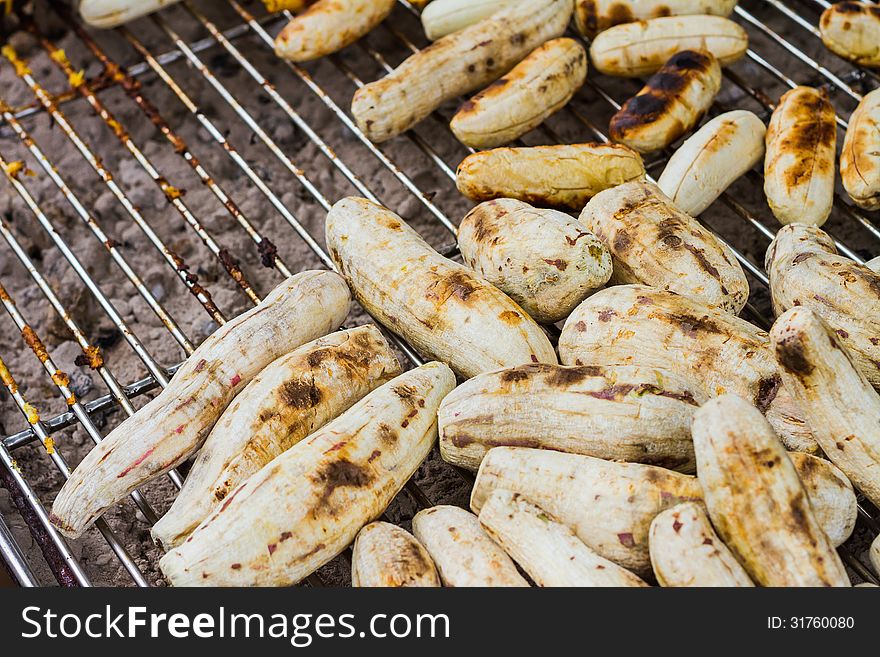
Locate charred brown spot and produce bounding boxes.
[500,368,531,384]
[546,366,595,387]
[683,244,721,280]
[279,378,322,409]
[754,375,781,412]
[614,229,632,252]
[672,519,683,533]
[543,258,568,271]
[312,459,374,513]
[427,270,479,304]
[775,336,814,376]
[598,309,617,322]
[574,320,588,332]
[666,313,722,338]
[499,310,522,326]
[231,563,242,570]
[377,422,398,444]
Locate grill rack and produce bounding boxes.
[0,0,877,587]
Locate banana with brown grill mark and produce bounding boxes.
[841,88,880,211]
[658,110,766,217]
[589,15,748,78]
[692,394,850,587]
[820,2,880,68]
[610,50,721,154]
[451,38,587,149]
[275,0,396,62]
[764,86,837,227]
[455,143,646,211]
[575,0,738,38]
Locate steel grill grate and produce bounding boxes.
[0,0,877,586]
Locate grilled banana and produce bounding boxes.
[767,223,880,387]
[479,490,649,587]
[771,307,880,508]
[352,0,573,142]
[692,394,850,587]
[764,86,837,227]
[558,284,817,453]
[451,38,587,149]
[581,182,749,314]
[439,363,706,472]
[50,271,351,539]
[351,522,441,587]
[575,0,738,38]
[658,110,766,217]
[151,325,401,550]
[326,197,557,378]
[589,15,748,77]
[456,143,646,211]
[412,505,529,587]
[79,0,181,27]
[649,502,754,587]
[421,0,518,40]
[841,88,880,211]
[457,198,611,324]
[820,2,880,68]
[159,362,455,586]
[471,446,703,574]
[610,50,721,154]
[275,0,395,62]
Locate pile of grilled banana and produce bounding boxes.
[61,0,880,586]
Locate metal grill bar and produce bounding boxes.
[0,0,877,586]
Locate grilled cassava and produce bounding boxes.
[457,198,611,324]
[771,308,880,508]
[51,271,351,539]
[151,326,400,550]
[764,86,837,227]
[609,50,721,154]
[658,110,766,217]
[412,505,529,587]
[649,502,754,587]
[767,223,880,387]
[479,490,649,587]
[692,394,850,587]
[580,182,749,314]
[558,284,817,453]
[351,522,441,587]
[160,362,455,586]
[326,197,556,378]
[439,363,705,472]
[351,0,573,142]
[451,38,587,149]
[455,143,646,211]
[589,15,748,77]
[787,452,857,548]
